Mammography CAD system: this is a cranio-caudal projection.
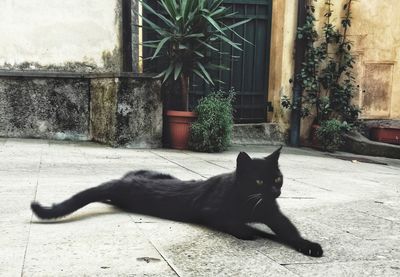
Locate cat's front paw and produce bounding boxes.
[296,240,323,257]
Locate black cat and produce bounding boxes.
[31,147,323,257]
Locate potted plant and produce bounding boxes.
[139,0,250,149]
[189,90,234,152]
[316,119,351,152]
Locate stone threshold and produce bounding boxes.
[232,123,286,145]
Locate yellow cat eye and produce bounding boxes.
[256,180,264,185]
[275,177,282,183]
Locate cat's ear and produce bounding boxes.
[265,146,282,161]
[237,152,252,167]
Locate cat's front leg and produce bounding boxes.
[226,224,259,240]
[210,221,257,240]
[256,207,323,257]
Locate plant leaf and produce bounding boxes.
[160,0,177,19]
[224,18,252,30]
[194,51,204,57]
[152,37,171,59]
[196,62,214,85]
[210,7,225,18]
[186,33,205,38]
[193,69,210,84]
[154,71,165,79]
[197,39,219,51]
[139,15,168,36]
[142,55,161,61]
[222,23,253,46]
[216,34,243,51]
[140,0,176,29]
[162,63,174,83]
[203,15,225,35]
[210,0,224,11]
[206,63,230,71]
[174,62,183,80]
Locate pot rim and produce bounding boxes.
[166,110,197,117]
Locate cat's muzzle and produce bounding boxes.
[271,186,281,198]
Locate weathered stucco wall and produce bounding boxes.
[350,0,400,120]
[0,0,122,72]
[268,0,297,132]
[268,0,400,142]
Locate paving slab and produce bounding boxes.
[0,138,399,276]
[24,211,177,276]
[132,216,295,277]
[285,260,400,277]
[0,222,30,277]
[253,210,400,264]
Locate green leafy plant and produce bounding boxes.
[139,0,250,111]
[189,90,234,152]
[281,0,360,150]
[316,119,351,152]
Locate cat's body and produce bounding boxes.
[31,147,323,257]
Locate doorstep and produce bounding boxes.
[231,123,286,145]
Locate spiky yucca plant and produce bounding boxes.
[139,0,251,111]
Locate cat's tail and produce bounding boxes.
[31,182,115,219]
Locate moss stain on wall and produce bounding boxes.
[90,78,118,144]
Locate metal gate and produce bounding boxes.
[143,0,273,123]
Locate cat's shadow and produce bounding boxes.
[31,207,121,224]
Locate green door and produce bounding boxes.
[190,0,273,123]
[143,0,273,123]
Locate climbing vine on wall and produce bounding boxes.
[282,0,360,125]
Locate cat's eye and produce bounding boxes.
[275,177,282,183]
[256,180,264,185]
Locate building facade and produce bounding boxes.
[0,0,398,143]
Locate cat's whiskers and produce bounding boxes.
[251,198,264,215]
[247,193,262,203]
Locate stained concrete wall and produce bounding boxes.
[90,79,118,144]
[0,0,123,72]
[0,76,90,140]
[0,73,162,148]
[90,76,163,148]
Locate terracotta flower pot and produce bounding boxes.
[370,127,400,145]
[310,124,320,146]
[309,124,324,150]
[166,110,197,150]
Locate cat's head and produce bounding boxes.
[236,146,283,199]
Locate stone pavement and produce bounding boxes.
[0,138,399,277]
